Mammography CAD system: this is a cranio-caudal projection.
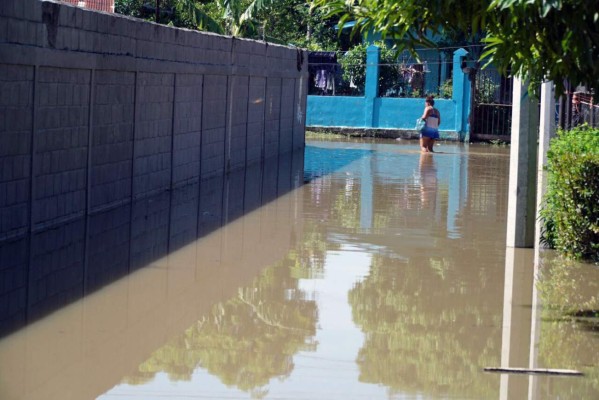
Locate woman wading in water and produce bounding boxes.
[419,96,441,152]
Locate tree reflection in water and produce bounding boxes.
[348,253,501,399]
[536,252,599,397]
[123,254,318,395]
[305,146,505,398]
[116,143,599,399]
[289,220,334,280]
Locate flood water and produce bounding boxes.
[0,139,597,400]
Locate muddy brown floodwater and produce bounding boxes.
[0,139,597,399]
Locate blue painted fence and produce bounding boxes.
[306,47,472,141]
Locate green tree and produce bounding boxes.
[339,42,438,97]
[115,0,284,36]
[115,0,145,18]
[338,42,416,97]
[115,0,338,48]
[311,0,599,95]
[251,0,338,47]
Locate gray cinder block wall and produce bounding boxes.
[0,0,308,241]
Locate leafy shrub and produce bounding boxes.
[439,78,453,99]
[338,43,367,95]
[540,125,599,262]
[475,74,499,104]
[339,43,409,97]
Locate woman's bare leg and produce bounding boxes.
[427,139,435,152]
[420,137,430,152]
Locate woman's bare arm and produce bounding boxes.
[421,106,432,120]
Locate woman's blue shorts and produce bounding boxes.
[421,127,439,139]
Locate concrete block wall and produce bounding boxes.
[227,75,250,171]
[32,67,90,227]
[280,78,296,154]
[0,0,307,240]
[201,75,227,178]
[133,72,174,198]
[172,74,203,186]
[265,78,282,159]
[0,0,307,331]
[0,64,33,237]
[90,70,135,209]
[247,76,267,165]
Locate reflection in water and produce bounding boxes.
[126,257,317,396]
[0,152,303,338]
[418,153,438,209]
[341,146,505,398]
[1,141,597,400]
[0,152,306,400]
[350,253,500,398]
[534,251,599,398]
[500,248,536,400]
[499,247,599,400]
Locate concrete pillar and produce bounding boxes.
[364,45,380,127]
[506,78,539,248]
[534,82,556,253]
[452,48,469,140]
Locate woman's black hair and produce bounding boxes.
[426,95,435,106]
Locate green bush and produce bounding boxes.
[474,74,499,104]
[439,78,453,99]
[338,43,367,95]
[339,43,407,97]
[540,125,599,262]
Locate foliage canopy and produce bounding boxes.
[338,42,410,96]
[115,0,339,49]
[311,0,599,95]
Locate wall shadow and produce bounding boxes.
[0,151,304,339]
[303,144,374,182]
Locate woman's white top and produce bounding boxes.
[426,109,440,129]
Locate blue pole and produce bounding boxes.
[365,45,380,127]
[452,48,469,141]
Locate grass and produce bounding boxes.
[305,130,350,140]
